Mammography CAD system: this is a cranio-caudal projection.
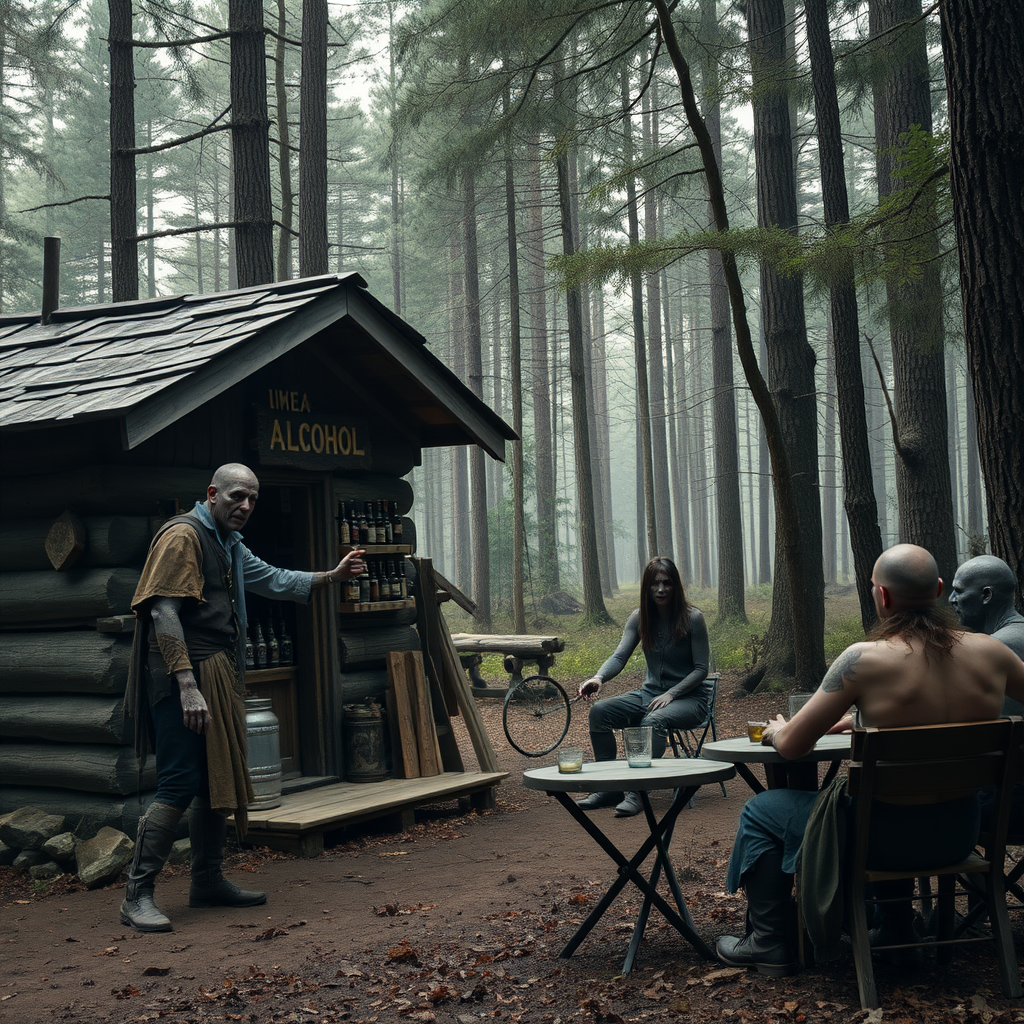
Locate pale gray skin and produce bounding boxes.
[950,555,1024,715]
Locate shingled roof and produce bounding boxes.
[0,273,515,460]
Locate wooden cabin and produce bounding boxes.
[0,273,515,844]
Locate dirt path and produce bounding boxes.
[1,685,1019,1023]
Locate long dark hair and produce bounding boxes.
[638,557,692,651]
[867,603,962,661]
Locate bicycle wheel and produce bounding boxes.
[503,675,571,756]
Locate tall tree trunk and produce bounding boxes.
[504,106,526,633]
[872,0,958,585]
[108,0,138,302]
[556,148,610,623]
[230,0,274,287]
[757,329,772,585]
[525,140,559,593]
[622,65,658,558]
[807,0,882,628]
[643,82,672,555]
[448,234,471,588]
[592,282,618,593]
[688,280,711,587]
[822,324,837,584]
[299,0,328,276]
[145,126,155,298]
[964,381,985,554]
[462,168,491,627]
[274,0,294,280]
[666,270,692,583]
[939,0,1024,603]
[387,4,402,312]
[702,0,746,619]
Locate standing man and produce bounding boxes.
[716,544,1024,976]
[949,554,1024,714]
[121,463,365,933]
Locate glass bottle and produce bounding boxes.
[383,500,393,544]
[391,501,403,542]
[254,621,267,669]
[267,619,280,667]
[278,618,293,665]
[245,624,255,671]
[359,503,370,545]
[339,503,351,546]
[375,501,386,544]
[388,560,400,600]
[359,566,371,604]
[369,560,380,602]
[398,559,408,598]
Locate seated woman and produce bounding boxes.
[576,556,711,818]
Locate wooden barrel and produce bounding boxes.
[244,698,282,810]
[343,702,389,783]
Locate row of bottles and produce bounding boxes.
[342,557,409,604]
[245,617,294,670]
[338,500,404,546]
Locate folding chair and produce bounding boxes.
[844,719,1024,1010]
[667,671,727,798]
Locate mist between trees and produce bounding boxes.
[3,0,1021,686]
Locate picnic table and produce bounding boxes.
[450,633,565,697]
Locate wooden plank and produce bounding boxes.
[440,613,499,773]
[237,771,508,831]
[414,558,460,717]
[406,650,440,777]
[95,614,136,634]
[450,633,565,656]
[385,651,420,779]
[432,568,478,617]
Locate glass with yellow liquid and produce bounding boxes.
[747,721,767,743]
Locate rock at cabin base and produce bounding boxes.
[42,831,77,864]
[29,860,63,880]
[12,849,48,872]
[0,806,66,851]
[0,840,18,866]
[76,826,133,889]
[168,837,191,866]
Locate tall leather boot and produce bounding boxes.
[188,803,267,908]
[120,802,184,933]
[716,850,797,977]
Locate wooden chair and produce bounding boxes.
[845,719,1024,1009]
[667,672,727,798]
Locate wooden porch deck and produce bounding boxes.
[231,770,508,857]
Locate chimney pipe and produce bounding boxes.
[41,236,61,325]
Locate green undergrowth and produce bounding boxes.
[443,583,867,687]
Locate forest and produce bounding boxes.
[1,0,1021,687]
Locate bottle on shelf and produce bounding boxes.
[278,618,293,665]
[382,500,393,544]
[267,619,280,667]
[359,566,371,604]
[388,560,400,600]
[254,621,268,669]
[391,501,403,542]
[245,623,255,671]
[344,574,359,604]
[339,503,351,546]
[369,560,380,602]
[400,558,411,597]
[375,501,386,544]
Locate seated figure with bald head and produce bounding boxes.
[716,544,1024,977]
[950,554,1024,715]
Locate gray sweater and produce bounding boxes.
[597,607,710,704]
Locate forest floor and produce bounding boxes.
[3,676,1023,1024]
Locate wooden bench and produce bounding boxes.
[449,633,565,697]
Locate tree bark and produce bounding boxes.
[299,0,328,276]
[108,0,138,301]
[274,0,294,280]
[939,0,1024,604]
[622,65,658,559]
[872,0,958,586]
[806,0,882,628]
[230,0,275,286]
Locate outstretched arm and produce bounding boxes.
[149,596,211,735]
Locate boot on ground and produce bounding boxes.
[119,801,184,933]
[188,804,267,908]
[576,791,623,810]
[716,850,797,977]
[614,792,644,817]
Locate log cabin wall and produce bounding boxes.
[0,353,424,837]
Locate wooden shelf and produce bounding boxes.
[339,598,416,613]
[339,543,412,556]
[245,665,298,684]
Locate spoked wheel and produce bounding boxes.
[502,674,571,756]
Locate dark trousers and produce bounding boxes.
[588,688,710,761]
[151,694,209,810]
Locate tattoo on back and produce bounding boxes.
[821,648,863,693]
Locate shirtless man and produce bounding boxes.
[717,543,1024,976]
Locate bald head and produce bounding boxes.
[207,464,259,536]
[872,543,942,614]
[211,463,258,492]
[950,554,1021,633]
